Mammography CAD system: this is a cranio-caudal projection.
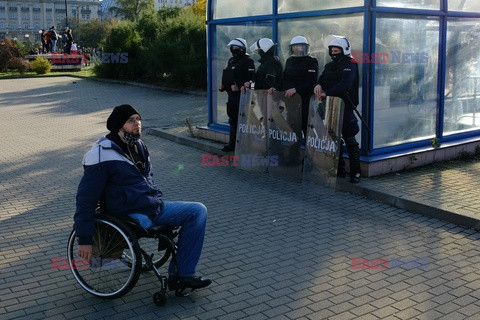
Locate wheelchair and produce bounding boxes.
[67,213,194,306]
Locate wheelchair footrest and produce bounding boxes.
[167,276,212,297]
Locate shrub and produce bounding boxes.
[94,6,206,89]
[0,39,22,71]
[8,57,30,74]
[146,7,206,88]
[93,21,143,79]
[29,57,51,74]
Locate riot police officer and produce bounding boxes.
[219,38,255,152]
[314,36,361,183]
[281,36,318,138]
[244,38,283,91]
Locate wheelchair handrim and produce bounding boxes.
[67,219,140,298]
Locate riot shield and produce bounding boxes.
[234,89,269,172]
[303,96,344,188]
[267,91,303,180]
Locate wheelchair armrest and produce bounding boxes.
[95,212,150,238]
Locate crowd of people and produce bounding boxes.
[40,26,74,54]
[220,34,362,183]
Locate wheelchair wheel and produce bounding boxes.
[67,217,142,299]
[124,236,173,271]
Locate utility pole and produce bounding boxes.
[64,0,68,28]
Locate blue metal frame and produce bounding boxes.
[206,0,480,160]
[206,0,213,125]
[436,0,448,141]
[367,3,376,155]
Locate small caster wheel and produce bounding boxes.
[153,291,166,306]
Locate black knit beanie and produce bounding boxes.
[106,104,140,133]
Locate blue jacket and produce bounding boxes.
[74,137,164,245]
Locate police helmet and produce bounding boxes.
[250,38,275,55]
[325,35,352,57]
[227,38,247,56]
[227,38,247,49]
[289,35,309,56]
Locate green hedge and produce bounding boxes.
[94,7,206,89]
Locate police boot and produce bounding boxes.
[345,137,361,183]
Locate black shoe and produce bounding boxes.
[350,173,361,183]
[168,276,212,290]
[221,144,235,152]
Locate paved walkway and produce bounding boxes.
[1,76,480,320]
[156,126,480,231]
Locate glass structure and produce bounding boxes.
[206,0,480,160]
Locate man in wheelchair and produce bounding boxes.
[74,104,211,291]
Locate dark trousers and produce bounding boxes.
[226,91,241,147]
[301,95,311,138]
[339,109,361,177]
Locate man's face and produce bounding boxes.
[330,47,342,55]
[122,114,142,137]
[291,44,307,56]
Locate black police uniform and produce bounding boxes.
[316,55,361,181]
[281,55,318,137]
[254,50,283,90]
[221,52,255,150]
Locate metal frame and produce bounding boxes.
[206,0,480,161]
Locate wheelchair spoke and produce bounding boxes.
[68,218,142,299]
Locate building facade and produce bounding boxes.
[0,0,100,42]
[154,0,196,10]
[206,0,480,175]
[98,0,196,21]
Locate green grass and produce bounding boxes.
[0,66,96,79]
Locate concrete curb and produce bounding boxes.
[148,127,480,231]
[0,73,207,97]
[75,75,207,97]
[147,127,226,155]
[336,181,480,231]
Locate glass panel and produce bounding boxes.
[277,14,364,146]
[212,0,271,19]
[449,0,480,12]
[376,0,440,10]
[373,15,439,148]
[443,19,480,135]
[278,0,362,13]
[212,23,272,125]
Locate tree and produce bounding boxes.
[71,18,113,49]
[0,39,22,71]
[109,0,154,22]
[192,0,207,20]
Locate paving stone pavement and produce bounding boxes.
[1,76,480,320]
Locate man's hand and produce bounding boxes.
[285,88,296,98]
[219,83,225,92]
[314,84,326,100]
[267,87,275,94]
[231,84,239,92]
[78,245,93,264]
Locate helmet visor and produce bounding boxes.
[289,44,309,57]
